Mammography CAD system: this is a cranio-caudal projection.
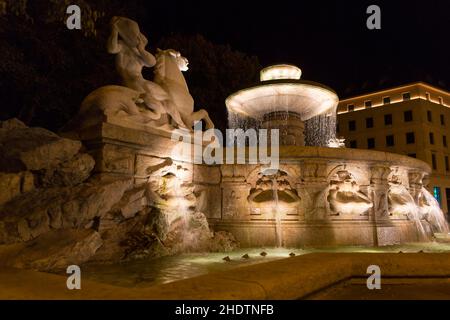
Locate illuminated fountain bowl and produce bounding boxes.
[226,64,338,120]
[218,64,449,247]
[226,64,339,146]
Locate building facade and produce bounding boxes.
[337,82,450,215]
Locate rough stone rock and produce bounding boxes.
[38,153,95,187]
[0,229,103,271]
[0,118,27,130]
[123,235,168,261]
[208,231,239,252]
[0,177,132,244]
[91,208,169,262]
[91,217,145,262]
[115,186,148,219]
[146,207,169,241]
[0,124,81,172]
[164,211,238,254]
[0,172,34,207]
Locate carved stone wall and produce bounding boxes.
[70,123,445,248]
[211,146,443,247]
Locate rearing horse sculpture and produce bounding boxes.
[153,48,214,130]
[64,16,214,133]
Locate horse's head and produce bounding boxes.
[156,49,189,72]
[153,48,193,112]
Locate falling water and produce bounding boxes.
[304,112,337,147]
[271,177,283,247]
[421,187,450,233]
[396,185,430,241]
[414,216,429,242]
[172,175,191,247]
[227,111,261,133]
[228,108,338,148]
[410,208,429,242]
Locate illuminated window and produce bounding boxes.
[383,97,391,104]
[403,92,411,101]
[365,101,372,108]
[433,186,441,206]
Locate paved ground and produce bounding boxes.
[306,278,450,300]
[0,253,449,299]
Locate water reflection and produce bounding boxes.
[81,244,450,288]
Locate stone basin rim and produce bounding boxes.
[225,80,339,120]
[221,146,431,172]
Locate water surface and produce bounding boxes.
[81,243,450,288]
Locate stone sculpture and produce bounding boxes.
[417,187,449,233]
[327,170,373,216]
[387,175,416,219]
[247,170,300,208]
[67,16,213,132]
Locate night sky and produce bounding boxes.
[145,0,450,98]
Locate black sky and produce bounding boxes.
[143,0,450,98]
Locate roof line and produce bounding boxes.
[339,81,450,103]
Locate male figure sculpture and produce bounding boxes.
[65,17,214,133]
[107,16,186,128]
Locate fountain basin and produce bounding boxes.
[226,64,340,147]
[68,121,448,249]
[213,146,447,247]
[226,80,339,120]
[434,233,450,243]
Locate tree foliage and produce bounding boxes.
[0,1,260,132]
[157,34,260,131]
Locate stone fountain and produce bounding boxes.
[59,19,449,249]
[0,18,448,272]
[214,64,449,247]
[227,64,339,147]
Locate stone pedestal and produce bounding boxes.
[63,122,227,223]
[370,165,391,220]
[261,111,305,146]
[63,122,440,248]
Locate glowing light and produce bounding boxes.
[327,138,346,148]
[260,64,302,81]
[338,82,450,114]
[433,186,442,206]
[226,82,339,121]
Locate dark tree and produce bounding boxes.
[0,0,260,132]
[156,34,261,131]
